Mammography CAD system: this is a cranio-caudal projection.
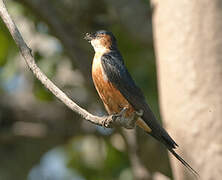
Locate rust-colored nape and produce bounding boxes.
[99,34,112,49]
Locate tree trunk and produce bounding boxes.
[151,0,222,179]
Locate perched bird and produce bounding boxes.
[85,30,198,177]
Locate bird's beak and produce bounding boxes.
[84,32,95,42]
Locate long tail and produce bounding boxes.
[140,108,199,178]
[148,125,199,178]
[151,130,200,178]
[168,147,199,179]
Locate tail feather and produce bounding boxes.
[145,121,199,178]
[150,130,199,178]
[141,107,199,178]
[168,148,200,179]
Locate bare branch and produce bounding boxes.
[0,0,134,129]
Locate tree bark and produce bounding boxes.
[151,0,222,179]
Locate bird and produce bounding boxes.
[84,30,198,177]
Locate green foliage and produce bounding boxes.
[33,52,58,101]
[66,136,130,180]
[103,141,130,178]
[0,20,19,93]
[0,31,10,66]
[33,79,54,101]
[0,19,16,66]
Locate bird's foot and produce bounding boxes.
[102,108,143,129]
[102,107,128,128]
[123,109,143,129]
[135,109,143,117]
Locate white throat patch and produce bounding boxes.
[91,39,108,53]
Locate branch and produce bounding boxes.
[0,0,132,129]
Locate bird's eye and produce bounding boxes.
[97,34,104,38]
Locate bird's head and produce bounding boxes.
[84,30,117,52]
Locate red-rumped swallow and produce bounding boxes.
[85,30,198,177]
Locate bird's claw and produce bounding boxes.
[101,108,143,129]
[135,109,143,117]
[102,107,128,128]
[101,117,110,128]
[112,107,128,119]
[121,109,143,129]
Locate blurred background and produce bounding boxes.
[1,0,222,180]
[0,0,171,180]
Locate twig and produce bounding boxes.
[0,0,132,128]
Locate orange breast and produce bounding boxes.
[92,54,135,116]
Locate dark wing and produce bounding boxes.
[101,51,176,148]
[101,51,199,177]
